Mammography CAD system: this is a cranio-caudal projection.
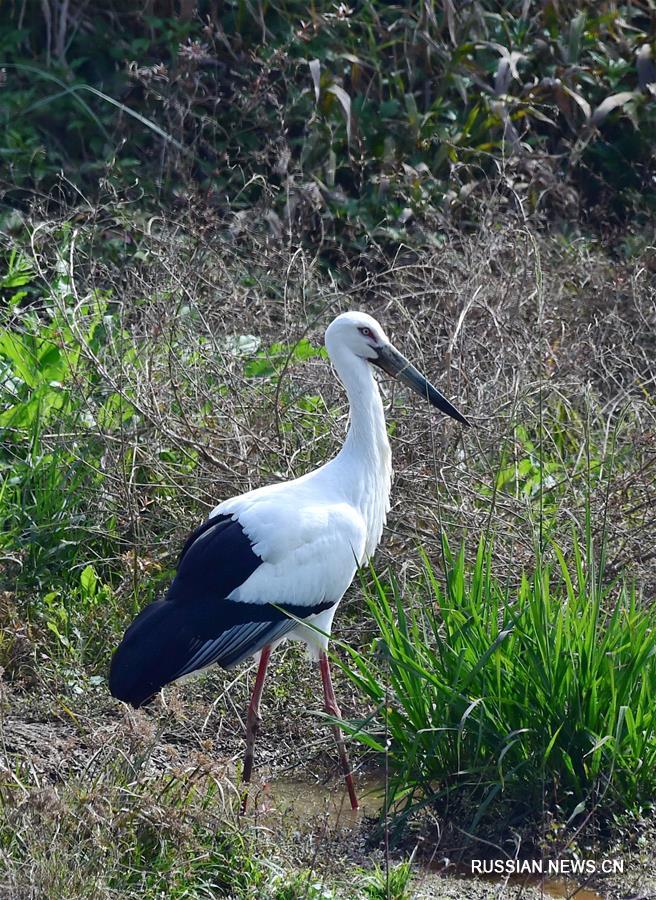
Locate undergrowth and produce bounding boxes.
[0,756,343,898]
[0,204,654,892]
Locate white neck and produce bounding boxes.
[325,346,393,560]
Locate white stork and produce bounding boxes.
[109,311,469,810]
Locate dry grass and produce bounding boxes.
[19,200,656,583]
[1,198,656,896]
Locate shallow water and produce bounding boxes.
[247,772,386,824]
[248,775,604,898]
[537,881,602,899]
[446,870,604,899]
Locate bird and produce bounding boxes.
[109,311,469,810]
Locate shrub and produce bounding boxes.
[2,2,655,251]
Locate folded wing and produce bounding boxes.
[108,512,340,707]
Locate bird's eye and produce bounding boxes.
[359,327,371,337]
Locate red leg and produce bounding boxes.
[241,645,271,811]
[319,651,359,810]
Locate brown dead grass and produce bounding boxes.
[1,200,656,897]
[22,202,656,589]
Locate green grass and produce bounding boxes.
[361,860,413,900]
[339,530,656,830]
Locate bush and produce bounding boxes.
[2,1,655,255]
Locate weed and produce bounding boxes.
[361,860,413,900]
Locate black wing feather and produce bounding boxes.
[109,515,334,708]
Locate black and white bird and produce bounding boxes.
[109,311,469,810]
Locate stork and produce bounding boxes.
[109,311,469,810]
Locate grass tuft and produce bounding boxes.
[339,530,656,829]
[361,860,413,900]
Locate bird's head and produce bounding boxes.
[325,311,470,426]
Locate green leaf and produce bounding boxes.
[80,564,98,597]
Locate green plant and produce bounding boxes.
[362,860,413,900]
[272,869,338,899]
[339,531,656,830]
[2,2,655,253]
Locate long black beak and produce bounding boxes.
[371,344,470,426]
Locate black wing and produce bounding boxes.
[171,514,263,601]
[109,514,334,707]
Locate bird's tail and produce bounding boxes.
[109,599,195,708]
[110,588,337,707]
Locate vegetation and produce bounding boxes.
[342,531,656,828]
[1,1,655,896]
[362,860,414,900]
[0,754,371,897]
[1,211,654,893]
[2,2,656,260]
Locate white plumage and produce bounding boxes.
[214,313,392,656]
